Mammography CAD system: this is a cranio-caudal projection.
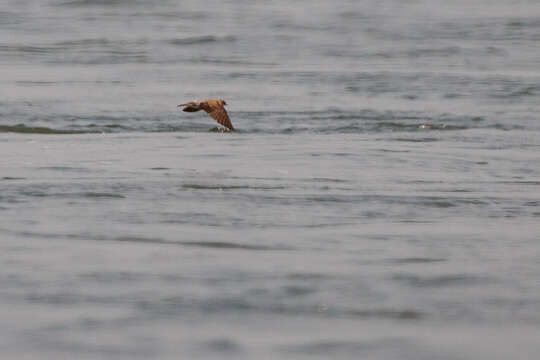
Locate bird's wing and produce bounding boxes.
[179,101,201,112]
[204,105,234,131]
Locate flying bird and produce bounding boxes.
[177,98,234,131]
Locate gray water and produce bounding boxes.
[1,1,540,359]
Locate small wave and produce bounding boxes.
[506,19,540,28]
[54,38,114,47]
[305,195,350,203]
[391,137,439,143]
[181,241,278,251]
[82,192,126,199]
[491,84,540,99]
[508,86,539,98]
[17,190,125,199]
[310,177,349,183]
[242,110,485,134]
[347,308,424,320]
[108,235,291,251]
[0,124,85,134]
[0,45,54,54]
[16,80,55,86]
[168,35,235,46]
[0,39,149,64]
[182,183,284,191]
[57,0,134,6]
[37,166,90,172]
[374,122,468,132]
[182,184,247,190]
[188,56,275,66]
[0,39,146,55]
[497,181,540,186]
[278,338,417,356]
[406,46,463,58]
[141,295,424,322]
[1,177,26,181]
[392,273,488,288]
[87,123,135,131]
[388,257,446,264]
[487,123,525,131]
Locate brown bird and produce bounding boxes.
[177,98,234,131]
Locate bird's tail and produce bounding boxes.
[178,103,201,112]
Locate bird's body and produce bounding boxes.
[177,98,234,131]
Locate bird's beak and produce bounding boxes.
[177,104,187,107]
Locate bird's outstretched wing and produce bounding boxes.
[206,107,234,131]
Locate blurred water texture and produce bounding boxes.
[1,1,540,359]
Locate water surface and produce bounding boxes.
[1,1,540,359]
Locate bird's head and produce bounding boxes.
[221,99,227,106]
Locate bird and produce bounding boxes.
[177,98,234,131]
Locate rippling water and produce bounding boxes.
[1,1,540,359]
